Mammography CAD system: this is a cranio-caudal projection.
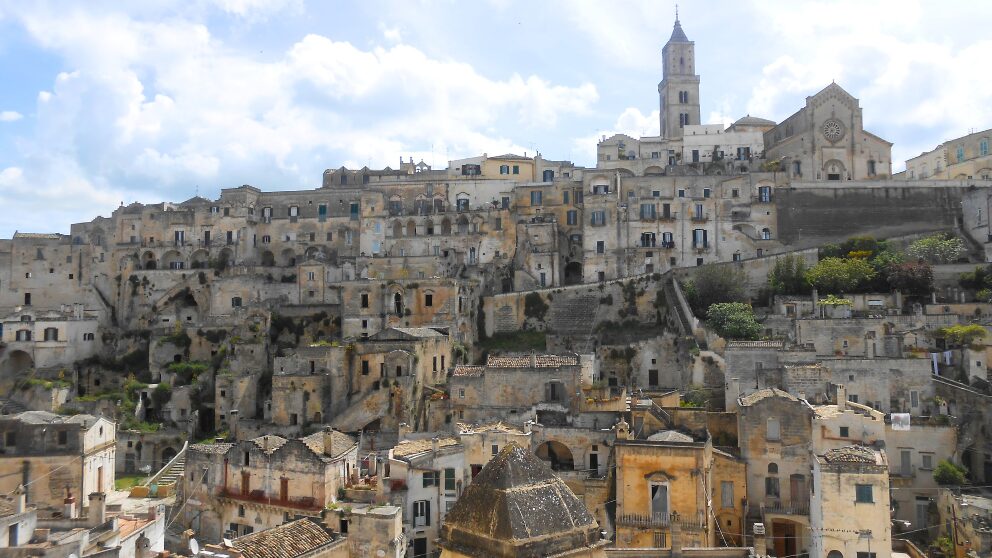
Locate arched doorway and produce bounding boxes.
[0,350,34,391]
[260,250,275,266]
[161,446,178,469]
[142,251,157,270]
[394,292,403,315]
[564,261,583,285]
[535,441,574,471]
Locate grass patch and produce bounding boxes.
[115,474,146,490]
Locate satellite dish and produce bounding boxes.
[189,538,200,555]
[377,551,386,557]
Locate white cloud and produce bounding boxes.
[0,111,23,122]
[0,4,598,235]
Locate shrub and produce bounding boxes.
[885,261,934,296]
[938,324,988,347]
[706,302,761,340]
[768,254,811,295]
[523,292,549,321]
[805,257,875,294]
[933,460,968,486]
[908,233,965,264]
[685,266,747,317]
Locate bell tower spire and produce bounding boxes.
[658,12,700,139]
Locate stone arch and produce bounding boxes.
[304,246,324,261]
[161,250,184,270]
[644,165,665,176]
[441,218,452,235]
[142,251,157,270]
[260,250,275,266]
[457,215,469,234]
[0,350,34,392]
[425,219,435,235]
[391,220,403,238]
[190,249,210,269]
[535,440,574,471]
[823,159,847,180]
[976,168,992,178]
[280,248,297,267]
[392,291,404,315]
[161,446,178,466]
[218,248,234,268]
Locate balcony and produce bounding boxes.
[690,212,710,223]
[616,511,706,532]
[218,488,322,512]
[761,500,810,517]
[692,242,710,251]
[658,212,677,222]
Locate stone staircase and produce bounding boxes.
[0,399,29,416]
[145,441,188,488]
[331,388,391,433]
[549,294,599,336]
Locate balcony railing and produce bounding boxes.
[761,500,809,516]
[616,511,706,531]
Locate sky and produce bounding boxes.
[0,0,991,237]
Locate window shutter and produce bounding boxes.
[425,500,431,526]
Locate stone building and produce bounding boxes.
[736,389,813,557]
[203,517,348,558]
[0,411,115,515]
[0,304,100,391]
[903,127,992,181]
[764,83,892,181]
[438,443,607,558]
[448,353,593,425]
[612,420,745,549]
[810,445,892,558]
[181,427,357,542]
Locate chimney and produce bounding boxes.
[753,522,768,556]
[88,492,106,526]
[431,437,439,454]
[64,488,77,519]
[530,353,537,367]
[836,384,846,410]
[136,533,151,558]
[615,418,630,440]
[229,409,239,441]
[398,423,412,441]
[14,484,25,514]
[670,511,682,558]
[323,426,336,457]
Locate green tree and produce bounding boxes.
[706,302,761,340]
[938,324,988,347]
[768,254,811,295]
[908,233,965,264]
[885,261,934,296]
[684,266,747,317]
[805,257,876,294]
[933,459,968,486]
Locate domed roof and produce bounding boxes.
[440,443,603,557]
[730,115,776,129]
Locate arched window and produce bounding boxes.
[394,292,403,315]
[768,463,778,474]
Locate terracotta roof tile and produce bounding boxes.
[301,429,357,459]
[726,340,785,349]
[452,365,485,377]
[232,518,339,558]
[485,353,579,368]
[822,445,880,464]
[738,388,799,407]
[392,437,460,459]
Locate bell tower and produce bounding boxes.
[658,10,700,139]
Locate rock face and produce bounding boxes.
[439,442,603,558]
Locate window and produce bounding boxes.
[15,330,31,341]
[732,188,739,198]
[567,210,577,226]
[640,204,656,220]
[307,271,315,281]
[981,139,989,157]
[44,328,58,341]
[921,454,934,470]
[678,189,685,198]
[361,293,369,308]
[491,444,499,456]
[501,196,510,209]
[512,165,520,175]
[444,468,456,492]
[231,297,243,308]
[910,390,919,408]
[765,476,780,497]
[499,164,509,175]
[3,432,14,447]
[596,241,605,254]
[412,500,430,527]
[261,235,271,244]
[425,294,433,307]
[423,471,439,487]
[703,188,711,198]
[957,146,965,163]
[721,481,734,508]
[57,430,68,445]
[650,483,669,518]
[857,553,877,558]
[839,426,849,437]
[767,418,781,441]
[289,206,299,217]
[530,191,542,206]
[361,360,369,375]
[867,160,877,176]
[590,211,605,226]
[855,484,873,503]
